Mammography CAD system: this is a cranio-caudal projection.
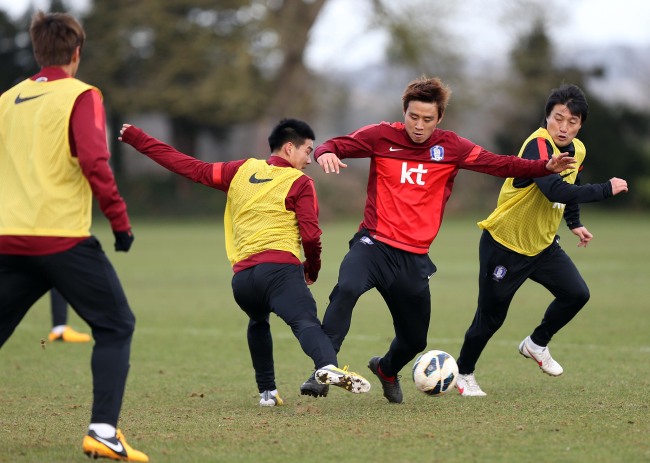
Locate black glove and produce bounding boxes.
[113,229,134,252]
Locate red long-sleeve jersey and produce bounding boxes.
[314,121,552,254]
[121,126,322,277]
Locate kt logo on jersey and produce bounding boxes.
[401,163,427,185]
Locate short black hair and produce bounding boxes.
[268,118,315,152]
[542,84,589,127]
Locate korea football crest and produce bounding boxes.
[430,145,444,161]
[492,265,507,281]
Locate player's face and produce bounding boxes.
[546,104,582,148]
[287,139,314,170]
[404,100,442,144]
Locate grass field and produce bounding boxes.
[1,213,648,463]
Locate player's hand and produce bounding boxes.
[317,152,348,174]
[571,226,592,248]
[610,177,628,195]
[546,152,576,173]
[113,229,134,252]
[118,124,132,141]
[303,260,319,284]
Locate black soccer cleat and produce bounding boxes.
[300,372,329,397]
[368,356,403,404]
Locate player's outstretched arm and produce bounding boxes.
[119,123,216,187]
[545,152,577,173]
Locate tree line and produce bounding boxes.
[1,0,648,216]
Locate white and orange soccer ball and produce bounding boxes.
[412,350,459,396]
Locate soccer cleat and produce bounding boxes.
[259,390,284,407]
[300,372,329,398]
[315,364,371,393]
[82,429,149,462]
[519,336,564,376]
[49,325,91,343]
[367,356,403,403]
[456,373,487,397]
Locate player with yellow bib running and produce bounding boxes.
[455,84,628,397]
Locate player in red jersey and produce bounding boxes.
[313,76,576,403]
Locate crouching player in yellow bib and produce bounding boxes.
[120,119,370,406]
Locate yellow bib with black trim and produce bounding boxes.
[0,77,97,237]
[478,128,586,256]
[224,158,304,266]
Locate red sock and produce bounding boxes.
[377,364,396,382]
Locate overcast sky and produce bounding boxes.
[2,0,649,72]
[305,0,650,71]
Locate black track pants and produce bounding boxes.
[457,230,590,374]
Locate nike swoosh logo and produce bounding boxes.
[427,273,434,280]
[458,385,464,395]
[388,147,403,152]
[94,436,125,454]
[559,171,573,178]
[249,173,273,184]
[14,93,47,104]
[526,349,543,366]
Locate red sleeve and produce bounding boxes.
[314,124,380,161]
[286,176,322,281]
[120,125,247,191]
[213,159,247,191]
[71,89,130,231]
[459,146,550,178]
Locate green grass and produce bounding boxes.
[1,213,648,463]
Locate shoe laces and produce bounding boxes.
[340,364,364,376]
[537,347,557,365]
[526,340,553,363]
[464,374,480,389]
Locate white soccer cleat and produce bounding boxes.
[259,389,284,407]
[519,336,564,376]
[315,364,371,393]
[456,373,487,397]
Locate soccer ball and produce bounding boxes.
[412,350,459,396]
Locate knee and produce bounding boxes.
[467,309,507,338]
[297,321,323,338]
[114,316,136,340]
[561,279,590,308]
[92,310,135,342]
[402,331,428,355]
[412,337,428,354]
[571,283,590,308]
[333,280,365,301]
